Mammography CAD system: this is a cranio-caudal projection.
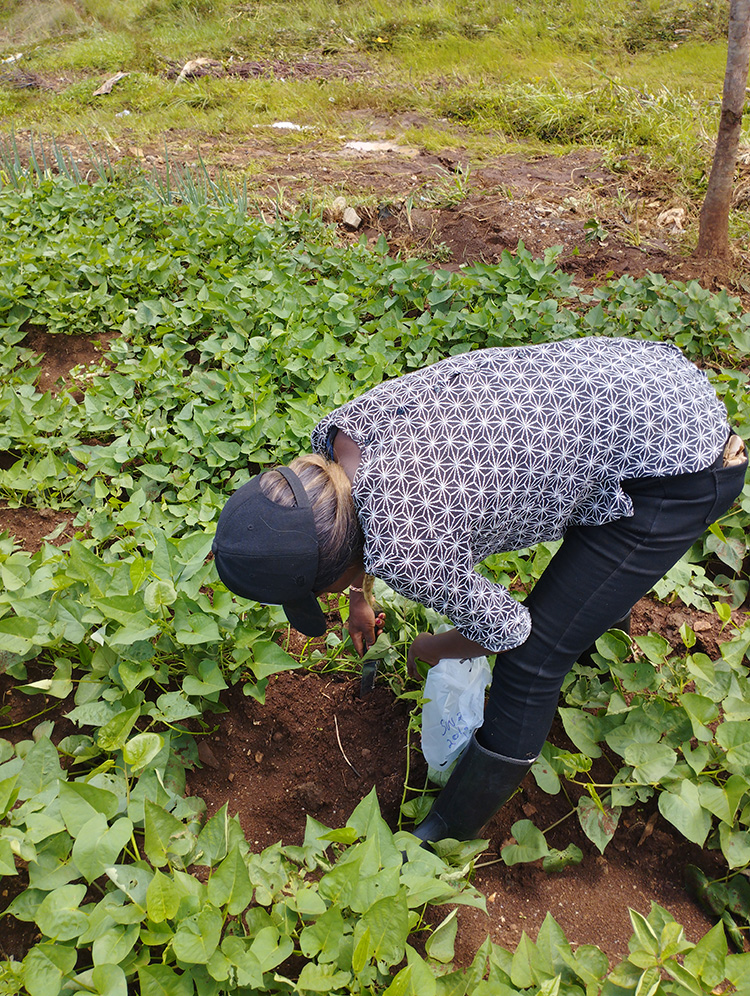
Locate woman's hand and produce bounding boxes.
[406,632,444,679]
[347,596,385,657]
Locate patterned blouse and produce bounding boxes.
[311,338,729,653]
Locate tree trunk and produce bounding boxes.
[696,0,750,258]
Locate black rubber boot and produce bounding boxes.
[413,733,535,844]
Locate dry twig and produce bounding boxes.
[334,714,361,778]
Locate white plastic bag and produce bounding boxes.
[421,656,492,783]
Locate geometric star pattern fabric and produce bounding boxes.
[311,338,729,653]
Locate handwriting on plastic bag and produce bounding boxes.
[441,712,470,749]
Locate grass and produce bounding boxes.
[1,1,730,80]
[0,0,742,215]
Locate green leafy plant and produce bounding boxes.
[1,170,749,989]
[491,621,750,868]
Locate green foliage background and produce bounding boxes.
[0,160,748,994]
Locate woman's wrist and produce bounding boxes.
[349,574,373,602]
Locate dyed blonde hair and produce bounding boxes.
[259,454,363,591]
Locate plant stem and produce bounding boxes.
[543,808,577,835]
[0,702,59,729]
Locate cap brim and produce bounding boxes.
[283,593,328,638]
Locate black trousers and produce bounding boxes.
[479,454,748,760]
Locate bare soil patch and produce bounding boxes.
[164,58,375,83]
[0,502,75,552]
[21,326,112,396]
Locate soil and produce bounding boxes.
[1,125,749,967]
[21,327,112,397]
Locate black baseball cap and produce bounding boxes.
[211,467,327,637]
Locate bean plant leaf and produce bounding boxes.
[209,941,241,985]
[144,800,187,868]
[683,742,710,776]
[182,659,226,697]
[658,780,712,846]
[105,864,153,910]
[196,803,229,866]
[509,932,544,989]
[536,912,573,974]
[531,746,561,795]
[72,814,134,883]
[59,780,120,837]
[609,654,659,692]
[299,907,347,963]
[248,640,301,681]
[251,925,295,973]
[0,773,19,819]
[719,824,750,869]
[207,843,254,915]
[0,616,38,655]
[543,844,583,873]
[350,867,401,914]
[593,631,630,662]
[35,883,89,941]
[150,691,202,723]
[683,921,727,989]
[96,707,141,752]
[0,837,18,876]
[90,962,129,996]
[577,796,620,854]
[501,820,549,866]
[17,658,73,699]
[705,530,746,573]
[91,922,140,968]
[290,885,328,916]
[425,908,458,963]
[172,904,223,964]
[384,956,438,996]
[138,963,194,996]
[679,692,720,741]
[123,732,164,772]
[559,708,602,758]
[623,742,677,783]
[698,775,748,824]
[296,963,353,993]
[22,942,77,996]
[353,890,409,968]
[146,868,182,924]
[219,931,287,988]
[352,925,371,976]
[717,722,750,776]
[173,610,220,646]
[144,579,177,611]
[16,736,63,800]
